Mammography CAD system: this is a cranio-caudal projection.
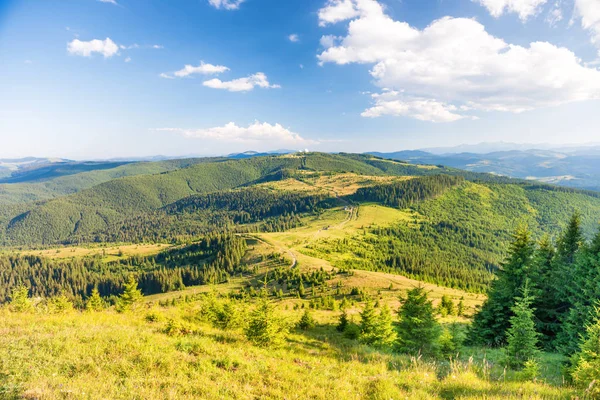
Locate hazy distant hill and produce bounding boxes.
[371,148,600,191]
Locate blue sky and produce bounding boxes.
[1,0,600,159]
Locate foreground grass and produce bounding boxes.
[0,305,580,400]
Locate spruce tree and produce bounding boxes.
[359,300,379,344]
[469,227,535,346]
[373,304,397,347]
[86,287,105,312]
[570,307,600,397]
[528,235,558,348]
[551,213,584,350]
[245,298,289,347]
[557,227,600,355]
[396,287,440,356]
[9,286,33,313]
[297,310,316,330]
[116,275,143,313]
[505,283,540,369]
[337,309,349,333]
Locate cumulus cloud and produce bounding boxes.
[575,0,600,48]
[156,122,317,145]
[67,38,119,58]
[98,0,118,4]
[474,0,548,20]
[203,73,281,92]
[208,0,244,10]
[317,0,600,122]
[362,91,469,122]
[288,34,300,43]
[318,0,361,26]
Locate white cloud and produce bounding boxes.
[152,44,164,49]
[172,61,230,78]
[208,0,244,10]
[156,122,317,145]
[546,2,563,26]
[67,38,119,58]
[203,73,281,92]
[320,34,342,48]
[575,0,600,48]
[318,0,361,26]
[288,34,300,43]
[474,0,548,20]
[362,92,468,122]
[98,0,118,4]
[317,0,600,122]
[159,73,175,79]
[124,57,131,63]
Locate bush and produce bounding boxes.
[163,318,193,337]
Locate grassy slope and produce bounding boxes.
[0,299,577,400]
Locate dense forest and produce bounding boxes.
[0,234,247,304]
[468,213,600,389]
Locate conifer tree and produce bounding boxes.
[9,286,33,313]
[505,283,540,369]
[373,304,397,347]
[359,300,379,344]
[468,227,535,346]
[337,309,349,333]
[47,293,74,314]
[557,227,600,355]
[86,287,105,312]
[527,235,558,348]
[570,307,600,397]
[297,310,316,330]
[116,275,143,313]
[245,298,289,347]
[396,287,440,356]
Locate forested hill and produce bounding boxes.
[0,157,219,205]
[2,152,600,246]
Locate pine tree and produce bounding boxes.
[505,283,540,369]
[9,286,33,313]
[457,300,465,317]
[116,275,143,313]
[359,300,379,344]
[373,305,397,347]
[468,227,535,346]
[47,293,74,314]
[86,287,105,312]
[438,295,456,317]
[337,309,349,332]
[528,235,558,348]
[570,306,600,397]
[298,281,306,298]
[557,228,600,355]
[297,310,316,330]
[245,298,289,347]
[396,287,440,356]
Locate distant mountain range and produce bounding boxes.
[370,147,600,191]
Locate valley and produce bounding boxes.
[1,152,600,399]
